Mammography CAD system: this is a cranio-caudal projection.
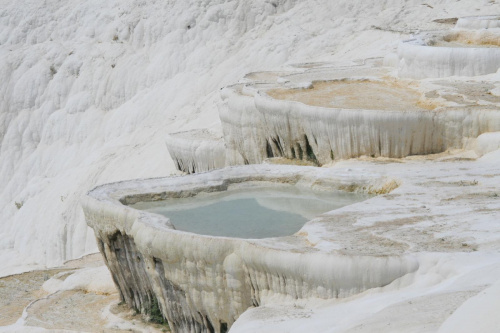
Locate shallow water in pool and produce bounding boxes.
[131,186,369,239]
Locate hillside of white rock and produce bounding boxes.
[1,0,500,332]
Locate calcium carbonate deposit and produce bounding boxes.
[2,0,500,332]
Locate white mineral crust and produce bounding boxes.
[2,0,500,331]
[398,36,500,79]
[2,0,498,274]
[456,15,500,30]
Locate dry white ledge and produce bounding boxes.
[169,68,500,174]
[219,83,500,166]
[165,129,229,174]
[398,29,500,79]
[456,15,500,30]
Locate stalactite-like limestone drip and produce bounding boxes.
[164,17,500,173]
[219,80,500,167]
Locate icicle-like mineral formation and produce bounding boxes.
[398,26,500,79]
[219,82,500,166]
[165,129,228,174]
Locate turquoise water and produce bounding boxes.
[131,186,368,239]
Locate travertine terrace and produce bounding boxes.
[82,12,500,332]
[3,1,500,332]
[217,65,500,167]
[456,15,500,30]
[84,156,500,332]
[399,17,500,78]
[165,129,227,174]
[83,165,413,332]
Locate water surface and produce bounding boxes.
[131,186,368,238]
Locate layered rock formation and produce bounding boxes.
[167,55,500,173]
[81,8,500,333]
[399,18,500,78]
[220,82,500,165]
[456,15,500,30]
[165,130,229,174]
[83,165,417,332]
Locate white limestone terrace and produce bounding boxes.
[3,0,500,331]
[166,60,500,174]
[229,151,500,333]
[456,15,500,30]
[83,164,415,332]
[218,64,500,167]
[165,129,231,174]
[4,0,500,278]
[230,150,500,333]
[398,28,500,78]
[83,151,500,332]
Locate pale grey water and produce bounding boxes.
[131,186,369,239]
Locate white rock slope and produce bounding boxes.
[2,0,500,331]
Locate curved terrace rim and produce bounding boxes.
[85,164,390,243]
